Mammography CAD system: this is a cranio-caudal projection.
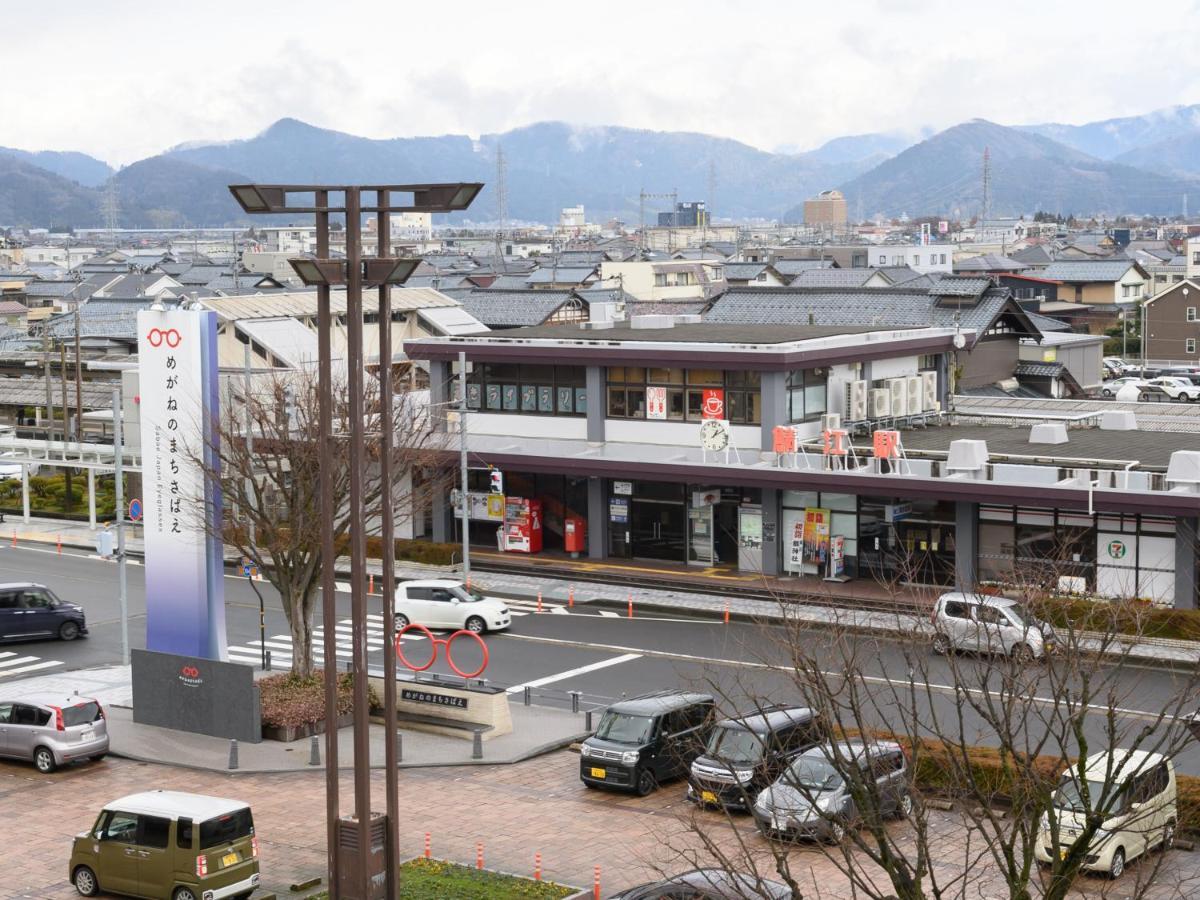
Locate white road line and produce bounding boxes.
[0,651,16,659]
[550,606,569,615]
[598,610,619,618]
[0,655,40,669]
[505,653,642,694]
[0,660,62,678]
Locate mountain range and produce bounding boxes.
[3,104,1200,229]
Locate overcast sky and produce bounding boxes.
[7,0,1200,166]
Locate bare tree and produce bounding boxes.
[196,365,447,675]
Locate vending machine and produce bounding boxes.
[501,497,543,553]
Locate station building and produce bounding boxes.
[405,317,1200,608]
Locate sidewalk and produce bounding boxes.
[19,513,1200,668]
[11,664,590,773]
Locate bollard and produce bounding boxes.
[472,730,483,760]
[369,573,375,595]
[476,842,484,870]
[265,649,272,672]
[723,601,730,625]
[570,690,580,714]
[308,734,321,766]
[627,593,633,619]
[593,865,601,900]
[523,685,531,707]
[585,709,594,732]
[345,659,352,673]
[536,589,543,613]
[228,739,239,770]
[534,852,542,882]
[424,832,431,860]
[397,730,403,764]
[56,534,62,555]
[568,585,574,608]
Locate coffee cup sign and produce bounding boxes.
[701,388,725,420]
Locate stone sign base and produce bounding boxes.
[369,675,512,741]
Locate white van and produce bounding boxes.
[1034,751,1177,878]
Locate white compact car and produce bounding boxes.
[393,579,512,633]
[1147,377,1200,401]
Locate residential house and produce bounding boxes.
[1143,278,1200,363]
[1038,259,1148,306]
[721,263,787,288]
[450,289,588,330]
[600,260,726,303]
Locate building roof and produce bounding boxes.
[415,306,490,336]
[1010,245,1055,266]
[790,268,879,288]
[722,262,774,281]
[524,266,598,285]
[0,301,28,316]
[45,299,169,340]
[198,287,457,322]
[23,281,78,298]
[501,320,896,345]
[1014,361,1065,379]
[236,318,320,368]
[1040,260,1143,283]
[876,266,927,285]
[772,259,836,277]
[456,289,585,328]
[954,254,1029,273]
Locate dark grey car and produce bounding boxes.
[0,582,87,642]
[611,868,791,899]
[752,740,912,842]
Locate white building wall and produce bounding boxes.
[605,419,760,448]
[468,413,588,441]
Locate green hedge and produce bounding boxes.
[362,537,461,567]
[1033,596,1200,643]
[308,858,575,899]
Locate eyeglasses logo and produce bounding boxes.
[146,328,182,348]
[178,665,203,686]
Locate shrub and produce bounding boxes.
[259,670,379,728]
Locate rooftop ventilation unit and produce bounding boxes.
[921,370,938,409]
[868,388,891,418]
[888,378,908,417]
[846,380,868,420]
[906,375,923,414]
[1100,410,1137,431]
[946,439,988,477]
[1029,422,1068,444]
[630,314,675,329]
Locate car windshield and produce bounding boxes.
[785,756,844,792]
[595,712,654,744]
[1002,604,1028,627]
[454,586,485,603]
[199,808,254,849]
[705,725,764,764]
[1055,776,1127,815]
[61,702,101,727]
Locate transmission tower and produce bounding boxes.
[101,178,120,247]
[981,146,992,224]
[495,146,508,235]
[705,159,716,244]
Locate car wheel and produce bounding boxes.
[932,633,952,655]
[896,791,914,819]
[1011,643,1035,664]
[59,620,80,641]
[635,769,656,797]
[395,613,410,630]
[1102,389,1113,397]
[173,887,199,900]
[34,746,56,773]
[1162,821,1176,851]
[465,615,486,634]
[72,865,99,897]
[1109,847,1125,879]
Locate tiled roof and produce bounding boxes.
[771,259,835,276]
[790,268,878,288]
[1010,245,1055,265]
[525,266,597,284]
[456,289,584,328]
[1014,361,1065,378]
[929,275,993,297]
[876,266,926,285]
[24,281,78,297]
[1040,260,1139,282]
[722,263,770,280]
[1025,311,1072,332]
[954,254,1029,272]
[0,301,28,315]
[45,299,168,339]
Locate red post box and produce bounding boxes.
[564,516,586,557]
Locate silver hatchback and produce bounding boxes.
[931,592,1056,662]
[0,693,109,773]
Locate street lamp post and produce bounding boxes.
[229,181,482,900]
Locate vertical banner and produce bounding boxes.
[701,388,725,420]
[801,507,831,572]
[138,308,227,659]
[646,386,667,420]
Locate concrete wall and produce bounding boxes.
[959,336,1018,389]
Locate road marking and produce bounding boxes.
[0,659,63,678]
[505,653,642,694]
[598,610,619,618]
[0,655,40,669]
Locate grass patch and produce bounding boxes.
[307,858,577,899]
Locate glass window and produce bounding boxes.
[537,386,554,412]
[556,387,574,413]
[607,387,627,417]
[102,811,139,843]
[520,385,538,412]
[199,809,255,850]
[140,816,171,849]
[177,817,193,849]
[627,388,647,418]
[574,387,587,414]
[687,369,723,385]
[648,367,684,384]
[667,389,685,420]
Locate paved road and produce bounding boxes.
[5,546,1200,773]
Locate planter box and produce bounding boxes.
[261,711,353,742]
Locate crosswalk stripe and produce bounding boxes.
[0,660,63,678]
[550,606,569,615]
[0,655,40,669]
[598,610,619,618]
[0,651,16,659]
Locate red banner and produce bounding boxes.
[701,388,725,420]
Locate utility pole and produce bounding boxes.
[74,304,83,450]
[112,387,129,666]
[458,350,470,582]
[243,342,255,546]
[60,344,72,508]
[43,331,53,446]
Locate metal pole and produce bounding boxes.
[248,573,266,669]
[112,387,129,666]
[43,332,53,446]
[345,187,373,899]
[315,189,340,892]
[458,350,470,581]
[377,190,399,896]
[60,344,71,508]
[243,342,255,546]
[74,305,83,451]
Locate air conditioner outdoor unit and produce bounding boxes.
[921,370,938,410]
[821,413,841,431]
[869,388,891,418]
[888,378,908,417]
[846,380,868,420]
[907,375,923,414]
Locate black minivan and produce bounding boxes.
[687,706,826,811]
[0,582,87,642]
[580,691,715,796]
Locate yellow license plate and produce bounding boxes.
[222,851,238,867]
[590,767,606,779]
[701,790,717,804]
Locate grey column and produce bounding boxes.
[955,501,978,590]
[760,371,787,451]
[586,365,604,443]
[1175,516,1198,610]
[761,488,780,577]
[587,476,606,559]
[937,354,950,410]
[429,359,449,432]
[431,483,450,544]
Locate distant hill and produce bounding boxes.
[112,156,250,229]
[793,131,917,166]
[1115,132,1200,179]
[0,147,113,187]
[0,153,99,228]
[828,119,1199,219]
[1021,104,1200,160]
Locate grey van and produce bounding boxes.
[931,592,1055,661]
[0,692,109,772]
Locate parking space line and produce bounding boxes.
[505,653,642,694]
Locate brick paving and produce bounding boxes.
[3,752,1199,899]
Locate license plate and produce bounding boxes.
[222,851,238,867]
[590,767,606,779]
[701,790,717,804]
[80,731,93,742]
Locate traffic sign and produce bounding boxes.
[128,498,143,522]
